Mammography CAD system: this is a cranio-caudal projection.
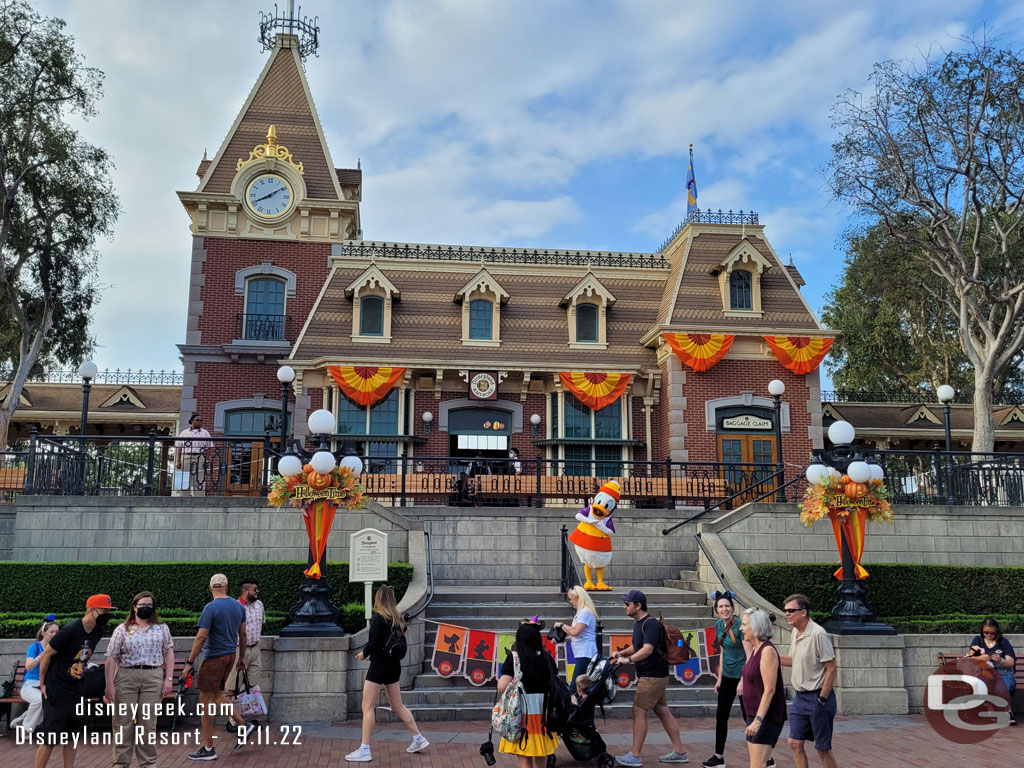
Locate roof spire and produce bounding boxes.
[259,2,320,59]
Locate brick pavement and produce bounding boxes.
[1,715,1022,767]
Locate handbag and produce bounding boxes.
[235,668,267,720]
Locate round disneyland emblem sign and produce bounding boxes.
[923,655,1011,744]
[470,372,496,399]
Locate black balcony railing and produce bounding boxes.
[875,450,1024,506]
[337,241,669,269]
[822,389,975,404]
[0,369,184,385]
[659,209,759,251]
[236,313,292,342]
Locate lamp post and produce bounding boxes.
[806,420,895,635]
[936,385,956,504]
[77,361,98,493]
[276,365,295,457]
[278,408,353,637]
[422,411,433,434]
[530,413,542,436]
[768,379,786,502]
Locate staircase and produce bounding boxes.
[379,585,727,722]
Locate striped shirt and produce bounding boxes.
[108,622,173,668]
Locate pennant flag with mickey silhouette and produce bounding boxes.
[431,624,467,678]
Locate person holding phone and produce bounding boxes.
[969,617,1017,726]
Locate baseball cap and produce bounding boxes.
[86,594,116,609]
[209,573,228,588]
[621,589,647,605]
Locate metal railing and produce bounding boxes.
[236,313,293,342]
[822,389,975,404]
[1,369,184,385]
[337,241,669,269]
[875,450,1024,507]
[560,525,584,593]
[0,451,28,504]
[659,208,759,251]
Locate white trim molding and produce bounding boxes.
[234,261,297,298]
[705,392,790,432]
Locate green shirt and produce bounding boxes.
[716,617,745,678]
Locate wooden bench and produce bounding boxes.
[1,657,193,732]
[938,650,1023,722]
[0,467,25,495]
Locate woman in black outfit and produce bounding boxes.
[346,585,429,762]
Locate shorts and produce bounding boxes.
[745,715,784,747]
[365,659,401,686]
[197,653,236,694]
[633,676,669,711]
[38,695,84,742]
[789,690,836,752]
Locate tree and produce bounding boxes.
[829,40,1024,451]
[0,0,119,449]
[822,222,1024,402]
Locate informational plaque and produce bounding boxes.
[349,528,389,583]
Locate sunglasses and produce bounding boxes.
[783,608,806,614]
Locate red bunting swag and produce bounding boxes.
[558,372,631,411]
[328,365,405,406]
[762,336,834,374]
[662,333,735,372]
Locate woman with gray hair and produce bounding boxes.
[739,609,785,768]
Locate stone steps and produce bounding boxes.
[664,569,706,593]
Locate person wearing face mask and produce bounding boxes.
[33,594,115,768]
[104,591,175,768]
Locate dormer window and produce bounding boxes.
[712,239,773,318]
[576,303,599,342]
[729,270,752,310]
[562,272,616,349]
[346,265,400,343]
[456,268,508,346]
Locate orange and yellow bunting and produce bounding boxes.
[301,499,337,579]
[558,372,631,411]
[328,365,404,406]
[662,333,735,372]
[763,336,834,375]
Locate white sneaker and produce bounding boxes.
[407,736,430,753]
[345,748,372,762]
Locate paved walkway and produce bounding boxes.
[2,715,1022,767]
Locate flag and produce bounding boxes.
[431,624,467,678]
[464,630,499,686]
[608,634,637,688]
[686,145,698,218]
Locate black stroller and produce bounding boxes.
[546,655,617,768]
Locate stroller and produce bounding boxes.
[546,655,617,768]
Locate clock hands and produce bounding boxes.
[253,186,286,203]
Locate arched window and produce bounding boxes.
[224,408,283,436]
[244,277,286,339]
[469,299,493,340]
[576,303,599,343]
[359,296,384,336]
[729,270,752,311]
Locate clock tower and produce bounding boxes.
[176,12,360,462]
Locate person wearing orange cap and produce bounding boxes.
[568,480,620,590]
[33,594,116,768]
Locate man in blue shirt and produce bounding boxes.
[182,574,254,760]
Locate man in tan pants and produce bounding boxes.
[224,578,264,705]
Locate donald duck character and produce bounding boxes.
[568,480,620,591]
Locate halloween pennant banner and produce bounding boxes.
[465,630,499,686]
[762,336,834,375]
[328,365,405,406]
[662,333,735,372]
[431,624,467,678]
[558,372,631,411]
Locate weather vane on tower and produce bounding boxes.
[259,0,320,59]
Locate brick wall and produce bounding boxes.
[197,237,331,345]
[664,359,815,464]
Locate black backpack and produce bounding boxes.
[383,626,408,661]
[542,658,572,735]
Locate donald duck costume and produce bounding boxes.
[568,480,620,590]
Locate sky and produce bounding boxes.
[32,0,1024,377]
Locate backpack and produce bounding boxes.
[492,651,527,745]
[642,615,692,666]
[383,626,408,662]
[543,660,572,735]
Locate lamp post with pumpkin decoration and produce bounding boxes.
[803,420,896,635]
[272,408,366,637]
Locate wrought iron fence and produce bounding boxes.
[822,389,975,404]
[874,450,1024,507]
[659,209,759,251]
[236,313,293,342]
[337,241,669,269]
[1,369,184,385]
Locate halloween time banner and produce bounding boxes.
[426,620,718,688]
[558,372,631,411]
[762,336,834,375]
[662,332,735,372]
[328,365,405,406]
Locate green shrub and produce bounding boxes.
[739,563,1024,618]
[0,561,412,616]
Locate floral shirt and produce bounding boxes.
[177,427,211,452]
[107,622,173,668]
[241,599,265,647]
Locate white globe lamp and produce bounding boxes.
[277,365,296,384]
[530,413,542,426]
[937,385,955,403]
[310,450,336,474]
[847,461,871,484]
[422,411,433,424]
[79,360,98,381]
[805,464,830,486]
[768,379,785,397]
[869,463,885,482]
[307,409,335,436]
[340,454,364,476]
[827,420,856,446]
[278,454,303,477]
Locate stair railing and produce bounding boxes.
[559,525,584,593]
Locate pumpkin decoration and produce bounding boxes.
[845,481,868,500]
[307,471,333,490]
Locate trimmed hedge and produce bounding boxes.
[740,563,1024,618]
[0,603,373,639]
[0,562,412,638]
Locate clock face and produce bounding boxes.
[245,174,294,219]
[470,372,497,400]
